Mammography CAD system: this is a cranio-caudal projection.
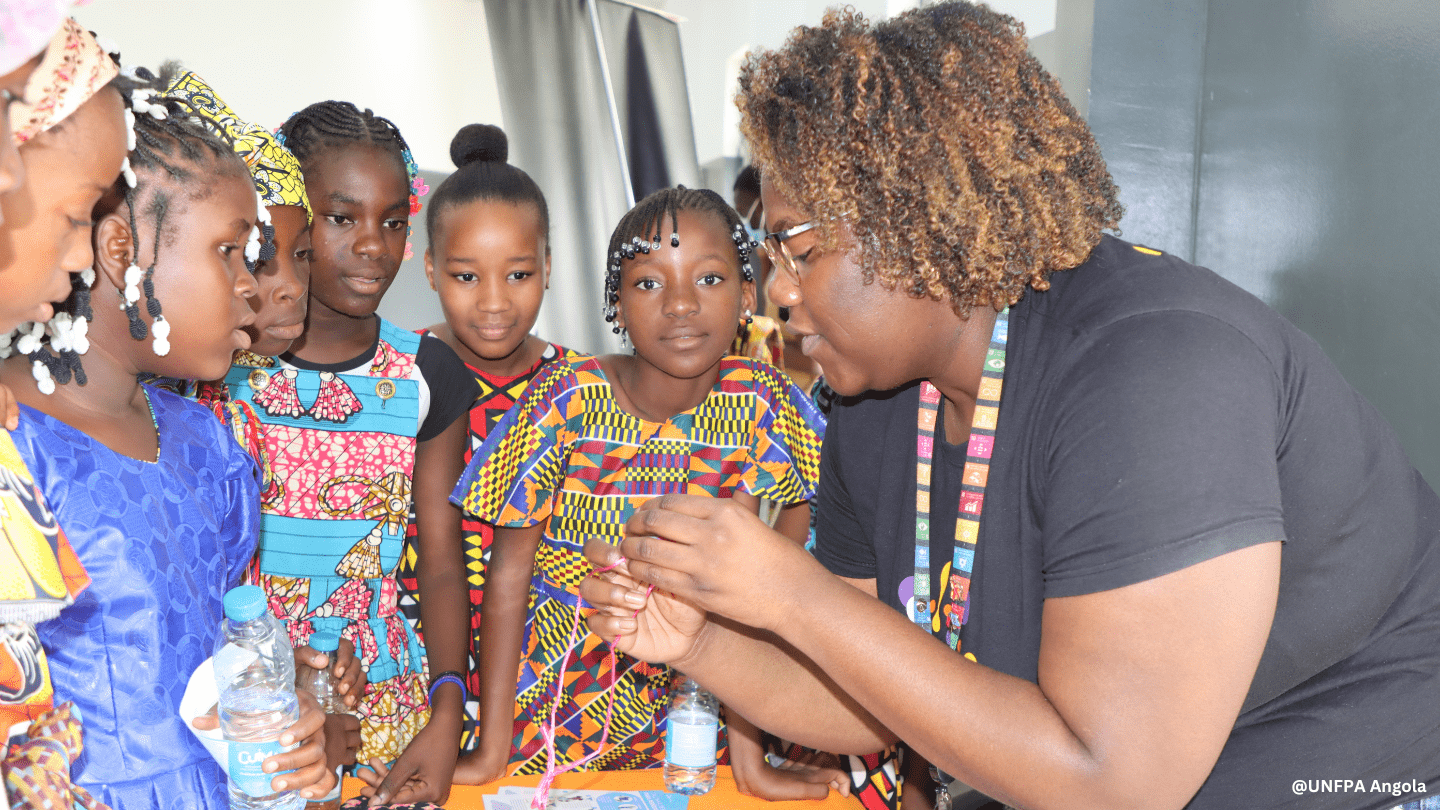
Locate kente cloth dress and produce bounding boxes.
[11,389,260,810]
[395,338,571,753]
[226,317,475,764]
[452,355,825,773]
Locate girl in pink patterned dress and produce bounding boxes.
[224,101,475,805]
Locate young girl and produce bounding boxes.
[0,18,113,798]
[450,187,839,799]
[222,101,473,802]
[393,123,569,762]
[2,67,330,807]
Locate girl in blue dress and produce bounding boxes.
[1,68,331,809]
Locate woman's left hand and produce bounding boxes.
[619,494,823,633]
[362,722,459,805]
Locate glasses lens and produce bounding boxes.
[764,235,799,282]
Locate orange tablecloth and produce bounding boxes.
[342,766,862,808]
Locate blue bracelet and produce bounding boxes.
[427,672,467,703]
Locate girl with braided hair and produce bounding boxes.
[1,64,333,807]
[579,4,1440,810]
[0,15,118,805]
[447,186,843,800]
[224,100,474,803]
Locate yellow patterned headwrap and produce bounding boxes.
[164,70,310,221]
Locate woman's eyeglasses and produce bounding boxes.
[762,221,816,283]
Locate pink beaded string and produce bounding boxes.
[530,556,656,810]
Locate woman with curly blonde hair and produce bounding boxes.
[579,4,1440,810]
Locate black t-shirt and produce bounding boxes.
[282,322,477,441]
[814,235,1440,809]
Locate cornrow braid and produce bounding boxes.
[602,186,757,332]
[4,63,251,390]
[737,2,1124,314]
[118,65,246,353]
[277,100,424,252]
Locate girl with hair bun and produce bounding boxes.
[389,122,572,774]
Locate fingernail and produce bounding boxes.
[620,620,636,632]
[281,733,294,745]
[623,590,645,607]
[274,780,287,790]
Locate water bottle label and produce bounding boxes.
[228,739,297,797]
[665,718,718,768]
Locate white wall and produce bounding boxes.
[72,0,505,329]
[653,0,1081,167]
[73,0,503,173]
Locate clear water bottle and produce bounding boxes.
[663,674,719,795]
[294,629,345,810]
[215,585,305,810]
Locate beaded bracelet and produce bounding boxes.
[427,670,467,703]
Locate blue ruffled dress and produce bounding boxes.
[12,387,260,809]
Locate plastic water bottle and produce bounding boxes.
[294,629,345,810]
[215,585,305,810]
[663,675,719,795]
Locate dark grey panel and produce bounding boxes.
[1194,0,1440,484]
[1091,0,1440,483]
[1087,0,1208,260]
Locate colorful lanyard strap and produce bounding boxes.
[913,308,1009,653]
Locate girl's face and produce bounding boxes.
[0,86,125,332]
[302,143,409,320]
[0,51,45,210]
[425,199,547,364]
[761,178,956,397]
[616,208,755,382]
[246,203,311,357]
[137,166,258,381]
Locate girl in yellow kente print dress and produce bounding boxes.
[449,187,847,801]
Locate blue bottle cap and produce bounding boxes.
[308,629,341,654]
[223,585,268,622]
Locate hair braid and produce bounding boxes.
[601,186,757,331]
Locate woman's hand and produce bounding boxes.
[364,721,459,805]
[619,495,823,632]
[579,537,708,665]
[0,382,18,429]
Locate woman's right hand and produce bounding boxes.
[579,538,708,665]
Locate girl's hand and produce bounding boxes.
[294,637,363,710]
[0,382,18,430]
[579,538,707,665]
[326,712,362,770]
[451,740,509,786]
[731,749,850,801]
[621,495,821,633]
[365,722,458,805]
[266,690,333,798]
[189,693,333,797]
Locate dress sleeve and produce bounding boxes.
[450,360,579,528]
[1038,310,1290,598]
[220,419,262,586]
[416,334,481,442]
[742,362,827,505]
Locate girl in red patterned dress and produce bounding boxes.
[392,124,569,768]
